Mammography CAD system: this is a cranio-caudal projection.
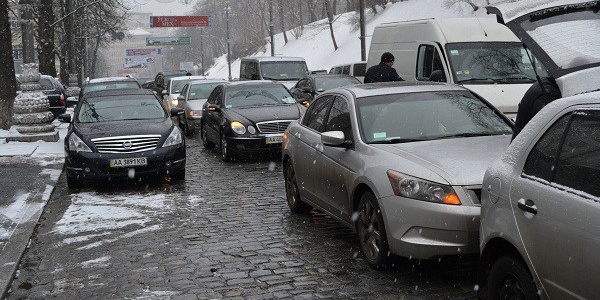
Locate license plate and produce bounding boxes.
[265,135,283,144]
[110,157,147,168]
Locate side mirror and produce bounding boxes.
[58,113,72,123]
[170,107,184,116]
[321,131,345,147]
[162,89,168,95]
[67,96,77,104]
[207,105,220,112]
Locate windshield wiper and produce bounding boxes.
[369,137,426,144]
[457,78,497,84]
[496,76,536,83]
[431,132,505,140]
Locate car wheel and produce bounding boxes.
[170,168,185,181]
[184,118,194,137]
[487,256,539,300]
[357,192,391,269]
[284,161,311,213]
[201,123,215,149]
[220,133,235,162]
[67,176,82,189]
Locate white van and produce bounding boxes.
[329,61,367,83]
[367,18,548,117]
[239,56,310,89]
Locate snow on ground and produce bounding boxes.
[206,0,492,79]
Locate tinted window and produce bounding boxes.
[341,65,350,75]
[356,91,512,143]
[353,63,366,77]
[315,76,360,92]
[325,97,353,141]
[224,85,295,108]
[553,111,600,197]
[523,113,571,181]
[208,86,223,105]
[83,81,141,95]
[39,78,54,90]
[77,96,165,123]
[260,61,309,81]
[303,95,333,132]
[417,45,444,81]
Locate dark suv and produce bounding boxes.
[39,75,68,118]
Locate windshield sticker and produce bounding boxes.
[282,97,296,104]
[226,105,233,108]
[373,132,387,140]
[450,50,459,55]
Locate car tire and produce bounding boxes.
[486,256,539,300]
[220,133,235,162]
[357,191,391,269]
[201,123,215,149]
[67,176,82,190]
[184,119,194,137]
[284,161,312,213]
[171,168,186,181]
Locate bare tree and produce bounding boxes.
[37,0,56,77]
[325,0,338,51]
[278,0,288,44]
[0,0,17,129]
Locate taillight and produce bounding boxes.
[60,94,65,105]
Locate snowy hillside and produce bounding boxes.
[205,0,493,79]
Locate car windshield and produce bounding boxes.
[224,85,296,108]
[357,91,513,144]
[77,96,166,123]
[189,82,223,100]
[260,61,309,81]
[170,79,194,94]
[315,76,361,92]
[83,81,140,95]
[446,42,548,84]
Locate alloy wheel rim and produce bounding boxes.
[285,166,297,206]
[221,135,227,158]
[359,200,381,261]
[498,275,526,300]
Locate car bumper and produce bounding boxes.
[226,135,283,155]
[379,195,480,259]
[186,116,202,130]
[65,144,186,182]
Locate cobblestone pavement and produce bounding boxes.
[6,137,479,300]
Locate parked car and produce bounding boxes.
[200,80,305,161]
[162,75,208,110]
[60,89,186,188]
[479,1,600,299]
[79,77,142,100]
[175,79,227,136]
[39,75,68,118]
[282,81,513,269]
[289,74,361,105]
[329,61,367,83]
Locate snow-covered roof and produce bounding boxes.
[488,0,588,23]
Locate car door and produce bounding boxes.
[203,85,224,143]
[317,95,358,220]
[509,109,600,299]
[293,95,334,205]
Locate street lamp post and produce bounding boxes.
[226,3,231,81]
[269,0,274,56]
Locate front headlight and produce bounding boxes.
[163,126,183,147]
[386,170,461,205]
[190,110,202,117]
[68,133,92,152]
[231,121,246,135]
[171,98,178,106]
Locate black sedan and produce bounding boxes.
[60,89,186,188]
[200,81,305,161]
[39,75,68,118]
[289,74,361,105]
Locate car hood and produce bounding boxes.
[187,99,207,110]
[487,1,600,97]
[226,104,304,124]
[74,118,173,140]
[371,135,512,186]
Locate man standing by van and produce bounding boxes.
[364,52,404,83]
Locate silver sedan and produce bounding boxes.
[175,79,227,136]
[282,81,513,269]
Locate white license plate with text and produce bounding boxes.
[265,135,283,144]
[110,157,147,168]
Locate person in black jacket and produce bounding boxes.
[511,76,562,141]
[364,52,404,83]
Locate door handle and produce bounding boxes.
[517,199,537,215]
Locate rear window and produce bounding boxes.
[353,63,366,76]
[83,81,141,94]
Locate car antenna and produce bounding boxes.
[523,44,548,94]
[474,14,488,37]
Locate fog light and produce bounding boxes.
[84,167,91,173]
[166,161,172,167]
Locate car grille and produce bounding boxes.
[256,120,293,134]
[91,135,162,153]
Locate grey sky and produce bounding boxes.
[125,0,195,15]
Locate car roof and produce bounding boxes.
[329,61,367,68]
[240,56,306,62]
[222,80,286,88]
[82,89,156,100]
[332,81,469,98]
[304,74,360,80]
[86,77,138,84]
[168,75,209,81]
[188,79,228,85]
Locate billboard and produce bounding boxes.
[126,48,162,56]
[146,37,191,46]
[124,57,154,69]
[150,15,210,28]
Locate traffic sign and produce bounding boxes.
[150,16,210,28]
[146,37,191,46]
